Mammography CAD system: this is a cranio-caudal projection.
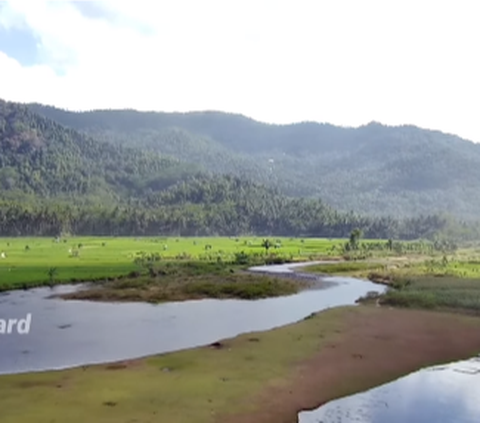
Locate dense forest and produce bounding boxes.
[1,176,477,240]
[28,103,480,219]
[0,100,202,205]
[1,98,479,240]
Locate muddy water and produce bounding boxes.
[0,261,383,375]
[299,356,480,423]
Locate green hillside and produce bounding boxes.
[28,103,480,219]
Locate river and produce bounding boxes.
[0,261,382,375]
[0,261,478,422]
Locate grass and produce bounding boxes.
[379,276,480,313]
[59,261,305,302]
[301,250,480,314]
[402,257,480,279]
[0,236,350,290]
[300,250,480,282]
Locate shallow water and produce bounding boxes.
[299,356,480,423]
[0,262,383,375]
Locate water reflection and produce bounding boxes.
[0,262,384,375]
[299,357,480,423]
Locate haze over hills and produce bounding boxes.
[28,103,480,220]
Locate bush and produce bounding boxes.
[234,251,250,265]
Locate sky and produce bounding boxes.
[0,0,479,141]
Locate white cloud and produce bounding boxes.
[0,0,479,141]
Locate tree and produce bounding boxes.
[387,239,393,250]
[349,229,363,250]
[262,239,272,252]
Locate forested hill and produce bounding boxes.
[1,99,478,240]
[28,103,480,220]
[0,100,202,204]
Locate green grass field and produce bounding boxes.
[0,236,346,290]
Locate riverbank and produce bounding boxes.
[1,305,480,423]
[299,255,429,278]
[304,253,480,314]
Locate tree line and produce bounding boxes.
[1,194,478,240]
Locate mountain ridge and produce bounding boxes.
[24,101,479,142]
[26,101,480,220]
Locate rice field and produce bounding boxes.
[0,236,348,290]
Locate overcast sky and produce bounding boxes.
[0,0,479,141]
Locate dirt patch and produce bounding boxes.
[223,306,480,423]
